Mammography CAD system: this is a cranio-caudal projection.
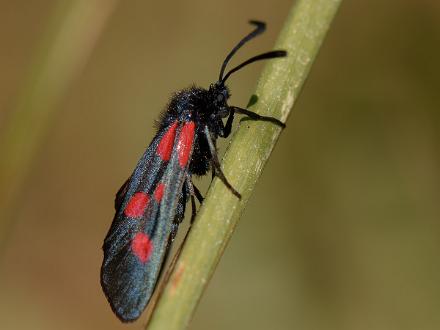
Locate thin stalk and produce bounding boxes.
[147,0,342,328]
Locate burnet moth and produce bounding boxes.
[101,20,286,322]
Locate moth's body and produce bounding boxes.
[101,21,286,322]
[160,84,230,177]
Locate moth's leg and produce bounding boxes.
[114,176,131,210]
[219,108,235,138]
[189,195,197,224]
[184,175,199,224]
[192,183,204,204]
[211,167,216,181]
[230,106,286,128]
[204,126,241,199]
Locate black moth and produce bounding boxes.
[101,20,286,322]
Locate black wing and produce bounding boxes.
[101,120,196,322]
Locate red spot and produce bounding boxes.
[131,232,153,263]
[177,121,195,167]
[154,183,165,202]
[171,262,185,295]
[157,122,178,161]
[124,192,149,218]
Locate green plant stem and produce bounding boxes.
[0,0,118,250]
[147,1,342,328]
[146,0,342,328]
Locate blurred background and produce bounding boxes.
[0,0,439,329]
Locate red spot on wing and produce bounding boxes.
[154,183,165,202]
[157,122,178,161]
[177,121,195,167]
[124,192,149,218]
[131,232,153,263]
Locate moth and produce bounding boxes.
[101,20,286,322]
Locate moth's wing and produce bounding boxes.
[100,120,196,322]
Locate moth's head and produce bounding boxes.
[209,82,230,113]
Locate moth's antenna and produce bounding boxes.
[218,20,266,82]
[221,50,287,84]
